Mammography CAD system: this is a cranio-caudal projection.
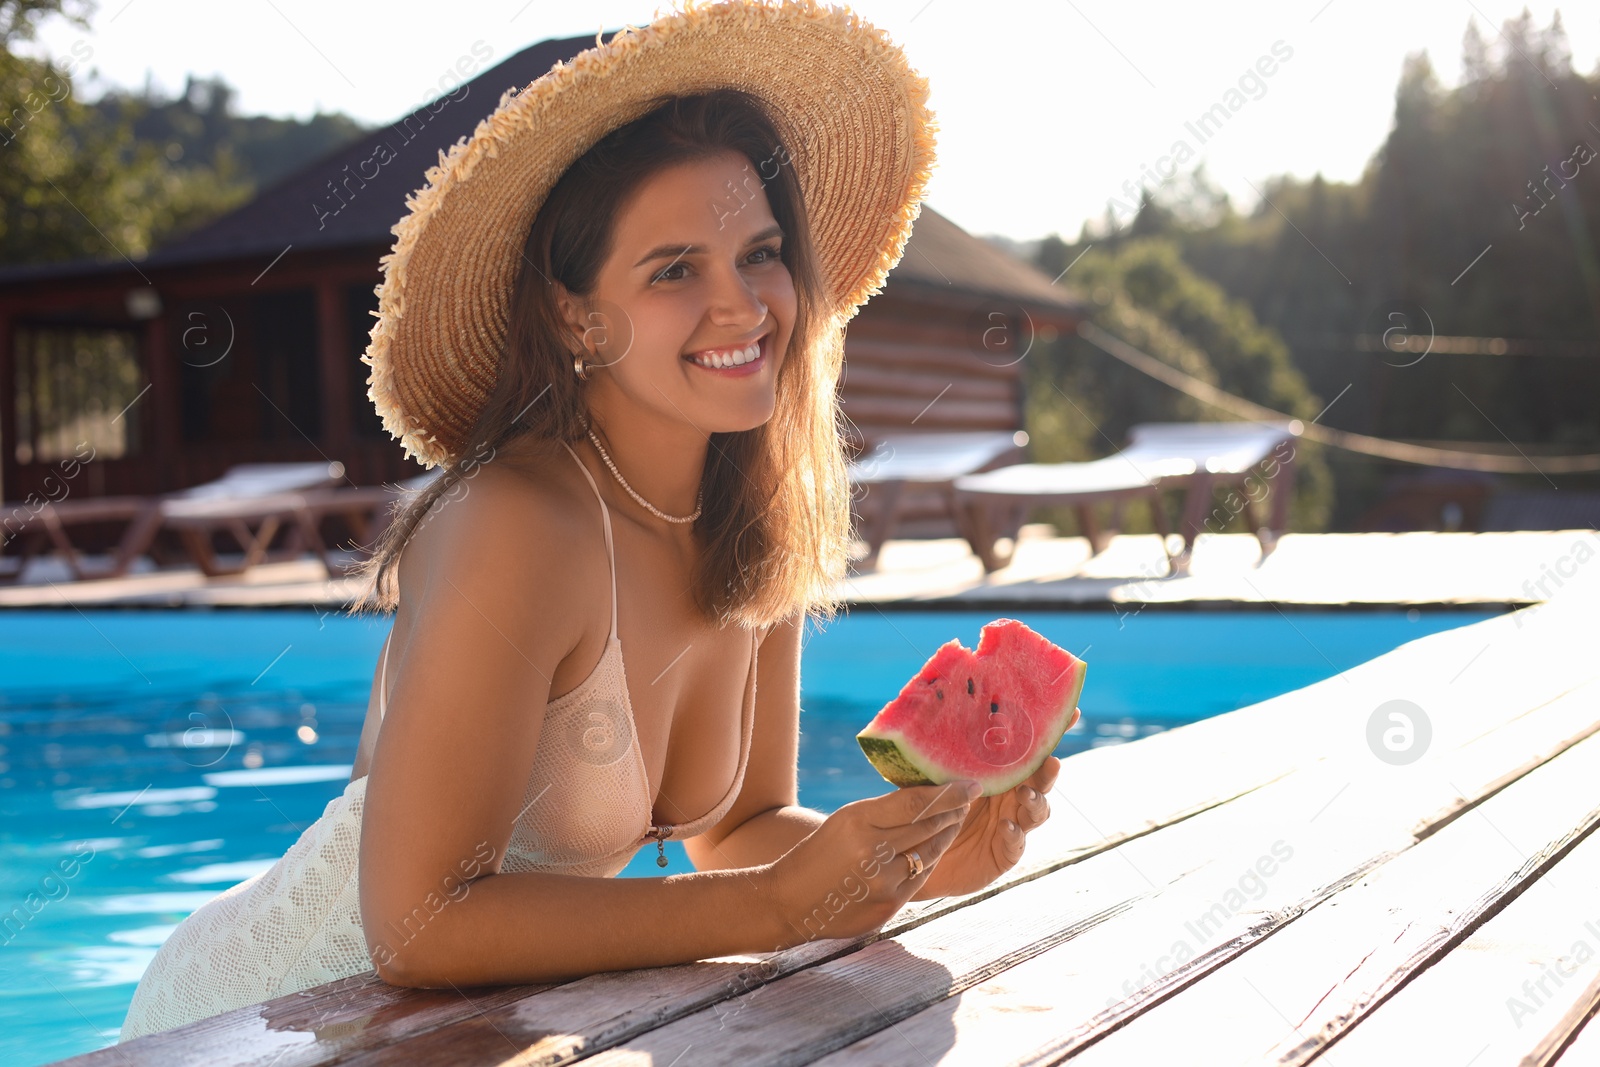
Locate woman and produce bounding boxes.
[119,0,1062,1041]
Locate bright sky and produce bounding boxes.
[25,0,1599,245]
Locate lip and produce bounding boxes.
[682,331,770,377]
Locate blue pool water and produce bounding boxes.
[0,606,1497,1064]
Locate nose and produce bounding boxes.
[705,260,769,333]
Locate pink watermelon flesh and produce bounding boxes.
[856,618,1085,797]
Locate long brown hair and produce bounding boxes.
[345,90,850,630]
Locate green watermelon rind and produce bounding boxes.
[857,657,1086,798]
[857,735,937,788]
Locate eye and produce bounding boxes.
[650,244,784,285]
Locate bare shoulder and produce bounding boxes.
[402,443,589,582]
[390,439,609,667]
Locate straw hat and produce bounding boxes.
[362,0,938,469]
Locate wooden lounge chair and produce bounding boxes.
[952,420,1298,573]
[1,462,346,582]
[1127,422,1298,553]
[847,429,1027,570]
[1,494,163,584]
[293,471,442,576]
[160,468,453,579]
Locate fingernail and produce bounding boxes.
[1003,819,1017,832]
[1019,786,1035,801]
[965,780,983,798]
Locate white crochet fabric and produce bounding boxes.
[118,776,373,1041]
[117,442,758,1041]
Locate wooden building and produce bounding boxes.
[834,207,1085,535]
[0,29,1084,542]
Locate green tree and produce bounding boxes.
[1025,238,1334,535]
[0,0,83,42]
[0,0,252,266]
[1042,10,1600,527]
[93,73,367,192]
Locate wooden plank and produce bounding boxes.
[1549,1001,1600,1065]
[1050,696,1600,1067]
[346,808,1190,1065]
[588,681,1600,1062]
[840,364,1017,402]
[850,301,1013,347]
[843,418,1013,447]
[1008,598,1593,873]
[844,339,1025,382]
[796,681,1600,1062]
[314,280,352,454]
[0,306,14,502]
[800,680,1600,1067]
[55,979,549,1066]
[1319,824,1600,1067]
[836,394,1017,429]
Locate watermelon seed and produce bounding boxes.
[967,678,975,696]
[990,701,999,714]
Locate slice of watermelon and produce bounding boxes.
[855,618,1085,797]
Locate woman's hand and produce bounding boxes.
[762,780,979,949]
[909,752,1064,901]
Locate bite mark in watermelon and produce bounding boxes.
[856,618,1085,797]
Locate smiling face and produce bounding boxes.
[559,149,798,438]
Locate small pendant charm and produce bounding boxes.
[648,825,670,867]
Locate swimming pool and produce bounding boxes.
[0,605,1497,1063]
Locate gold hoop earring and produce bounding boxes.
[572,351,591,382]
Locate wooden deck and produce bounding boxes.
[3,529,1592,609]
[840,528,1594,608]
[49,557,1600,1064]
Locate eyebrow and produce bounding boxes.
[632,224,785,269]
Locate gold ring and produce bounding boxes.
[904,850,924,878]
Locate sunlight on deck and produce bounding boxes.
[3,530,1592,610]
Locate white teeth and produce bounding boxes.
[690,339,762,368]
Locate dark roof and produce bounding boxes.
[883,206,1084,312]
[0,255,135,286]
[0,30,1085,314]
[142,30,599,267]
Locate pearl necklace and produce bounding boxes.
[586,427,703,524]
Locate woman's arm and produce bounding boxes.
[359,470,788,988]
[692,806,826,871]
[377,865,789,988]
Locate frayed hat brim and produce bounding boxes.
[362,0,938,468]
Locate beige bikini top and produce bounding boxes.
[376,440,758,877]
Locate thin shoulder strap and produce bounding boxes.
[560,440,619,641]
[379,631,393,717]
